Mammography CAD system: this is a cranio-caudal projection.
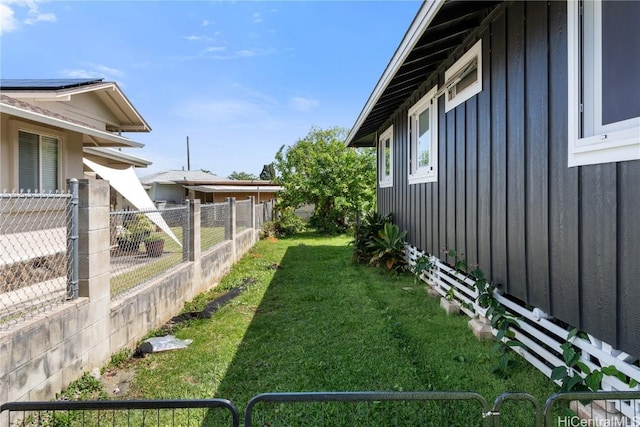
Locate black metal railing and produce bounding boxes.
[245,391,491,427]
[1,398,239,427]
[2,390,639,426]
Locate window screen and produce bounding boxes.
[19,131,39,191]
[602,0,640,125]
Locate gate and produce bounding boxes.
[0,398,239,427]
[2,390,639,426]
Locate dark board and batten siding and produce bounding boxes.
[376,1,640,358]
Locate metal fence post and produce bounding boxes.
[249,196,256,230]
[227,197,237,261]
[67,178,79,299]
[189,199,200,262]
[226,197,236,241]
[183,200,191,262]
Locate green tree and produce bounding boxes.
[228,171,257,180]
[274,126,376,233]
[260,163,276,180]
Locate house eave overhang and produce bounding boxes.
[184,185,284,193]
[83,147,152,168]
[1,101,144,148]
[345,0,502,147]
[2,82,151,133]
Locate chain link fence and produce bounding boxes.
[2,195,275,329]
[254,203,264,230]
[264,200,274,223]
[0,191,73,330]
[201,202,230,252]
[110,207,188,299]
[236,199,253,232]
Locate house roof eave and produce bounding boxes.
[0,98,144,148]
[345,0,445,147]
[1,80,151,133]
[83,147,152,168]
[346,0,503,148]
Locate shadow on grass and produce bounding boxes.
[199,242,503,426]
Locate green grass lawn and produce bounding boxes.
[110,226,226,297]
[112,233,557,425]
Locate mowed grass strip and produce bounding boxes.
[125,233,557,423]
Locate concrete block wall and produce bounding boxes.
[0,300,88,404]
[0,193,260,417]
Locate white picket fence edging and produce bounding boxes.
[404,243,640,419]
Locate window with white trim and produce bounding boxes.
[19,130,60,192]
[408,86,438,184]
[378,125,393,188]
[568,0,640,167]
[444,40,482,112]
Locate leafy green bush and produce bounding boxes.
[260,220,279,238]
[351,211,393,263]
[123,213,155,242]
[262,208,306,237]
[309,211,346,234]
[368,222,408,272]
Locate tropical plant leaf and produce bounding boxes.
[551,366,568,381]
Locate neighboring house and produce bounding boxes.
[0,78,150,193]
[140,169,281,206]
[347,0,639,366]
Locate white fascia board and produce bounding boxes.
[0,102,144,148]
[186,185,284,192]
[67,83,151,132]
[7,82,151,132]
[83,147,152,167]
[345,0,445,146]
[5,83,117,100]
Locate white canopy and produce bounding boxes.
[83,158,182,247]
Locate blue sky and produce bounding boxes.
[1,0,420,178]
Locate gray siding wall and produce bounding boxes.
[377,1,640,358]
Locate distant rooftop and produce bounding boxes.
[139,170,227,184]
[0,78,104,90]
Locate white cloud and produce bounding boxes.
[25,11,55,25]
[208,47,275,61]
[0,3,18,35]
[184,34,215,42]
[202,19,210,27]
[61,69,100,79]
[289,96,319,112]
[204,46,226,52]
[174,84,278,124]
[174,98,267,123]
[237,48,273,57]
[0,0,57,33]
[93,64,125,77]
[61,64,125,81]
[252,12,262,24]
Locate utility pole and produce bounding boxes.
[186,136,191,171]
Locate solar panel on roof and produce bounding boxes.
[0,78,104,90]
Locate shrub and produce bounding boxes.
[123,213,155,242]
[367,222,408,272]
[262,208,306,238]
[260,221,279,238]
[308,212,346,235]
[351,211,393,264]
